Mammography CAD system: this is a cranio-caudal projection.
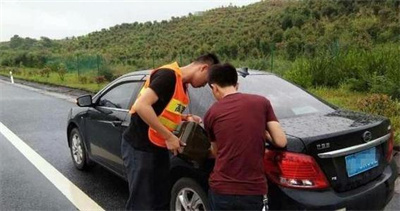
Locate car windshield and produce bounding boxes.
[189,74,335,119]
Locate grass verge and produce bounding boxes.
[310,87,400,146]
[0,70,107,93]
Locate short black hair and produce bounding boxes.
[208,63,238,88]
[193,53,220,66]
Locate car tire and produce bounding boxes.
[170,177,210,211]
[69,128,91,170]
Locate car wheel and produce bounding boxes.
[170,177,210,211]
[69,128,90,170]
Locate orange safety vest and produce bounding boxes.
[129,62,189,148]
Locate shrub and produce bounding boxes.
[10,67,21,75]
[47,62,60,72]
[356,94,400,144]
[111,74,122,81]
[99,65,114,82]
[78,76,88,84]
[285,44,400,99]
[356,94,400,118]
[245,58,270,70]
[341,78,369,92]
[370,75,400,99]
[40,67,51,78]
[95,75,106,84]
[283,58,312,88]
[57,64,67,81]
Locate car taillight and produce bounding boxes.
[386,129,394,162]
[264,150,329,189]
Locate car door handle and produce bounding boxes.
[112,120,122,127]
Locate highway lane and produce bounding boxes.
[0,132,76,210]
[0,79,128,210]
[0,78,399,210]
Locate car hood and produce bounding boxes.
[279,109,390,145]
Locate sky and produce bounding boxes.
[0,0,260,42]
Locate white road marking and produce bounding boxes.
[0,122,104,211]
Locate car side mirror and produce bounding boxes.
[76,95,93,107]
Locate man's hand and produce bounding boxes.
[265,131,272,142]
[187,114,203,124]
[266,121,287,148]
[165,134,185,156]
[209,142,217,158]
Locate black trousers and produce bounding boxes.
[208,189,264,211]
[121,137,170,210]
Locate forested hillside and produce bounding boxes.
[1,0,398,68]
[0,0,399,95]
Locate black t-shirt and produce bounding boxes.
[123,68,176,152]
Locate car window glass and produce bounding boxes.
[127,81,145,109]
[188,85,215,118]
[238,75,335,119]
[98,82,140,109]
[188,74,335,119]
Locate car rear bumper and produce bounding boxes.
[268,160,398,210]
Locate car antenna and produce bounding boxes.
[237,67,249,78]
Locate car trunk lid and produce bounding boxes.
[280,109,391,192]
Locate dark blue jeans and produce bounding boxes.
[121,137,170,210]
[208,189,264,211]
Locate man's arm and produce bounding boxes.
[266,121,287,148]
[132,87,181,155]
[182,114,203,124]
[203,108,216,158]
[209,142,217,158]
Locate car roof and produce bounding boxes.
[118,68,274,81]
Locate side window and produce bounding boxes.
[98,82,142,110]
[127,82,145,109]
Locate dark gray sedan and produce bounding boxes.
[67,69,397,210]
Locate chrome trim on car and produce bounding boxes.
[97,106,129,112]
[318,133,391,158]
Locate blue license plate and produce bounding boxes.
[345,147,378,177]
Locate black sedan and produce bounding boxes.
[67,69,397,210]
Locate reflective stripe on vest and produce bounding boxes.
[129,62,189,148]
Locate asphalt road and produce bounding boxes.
[0,78,399,210]
[0,79,128,210]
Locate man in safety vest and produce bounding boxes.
[121,53,220,210]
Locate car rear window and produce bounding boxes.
[189,74,335,119]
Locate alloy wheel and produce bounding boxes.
[71,133,83,165]
[175,187,206,211]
